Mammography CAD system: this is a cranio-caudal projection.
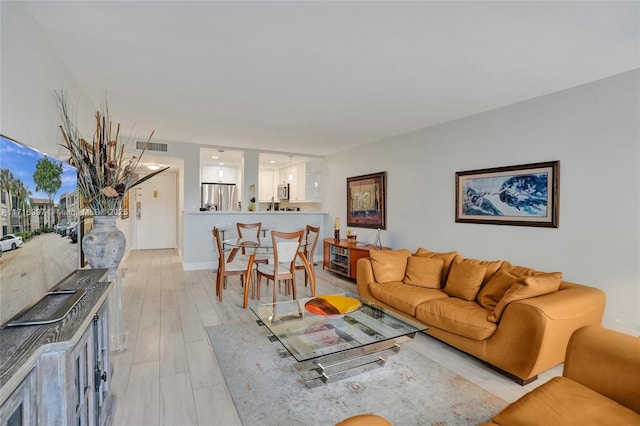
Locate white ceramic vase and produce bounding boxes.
[82,215,126,273]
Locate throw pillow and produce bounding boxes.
[369,249,411,282]
[488,272,563,323]
[414,248,460,286]
[461,258,504,284]
[443,260,487,301]
[502,261,542,277]
[403,256,444,288]
[477,267,519,310]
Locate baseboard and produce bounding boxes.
[183,261,215,271]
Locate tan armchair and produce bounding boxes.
[483,325,640,425]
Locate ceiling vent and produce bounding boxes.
[136,141,168,152]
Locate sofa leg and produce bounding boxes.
[515,375,538,386]
[485,362,538,386]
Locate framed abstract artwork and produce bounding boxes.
[455,161,559,228]
[347,172,387,229]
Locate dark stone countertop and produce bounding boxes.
[0,268,112,403]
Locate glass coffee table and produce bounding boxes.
[250,293,428,387]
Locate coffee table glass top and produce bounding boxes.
[250,293,428,362]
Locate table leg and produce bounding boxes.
[243,254,255,308]
[297,252,316,297]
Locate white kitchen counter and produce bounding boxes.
[182,211,330,270]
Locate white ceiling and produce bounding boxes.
[25,1,639,159]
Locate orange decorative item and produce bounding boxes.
[305,295,362,319]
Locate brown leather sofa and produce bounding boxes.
[356,248,606,384]
[482,325,640,425]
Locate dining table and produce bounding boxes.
[224,236,315,308]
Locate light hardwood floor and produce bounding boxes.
[111,249,562,426]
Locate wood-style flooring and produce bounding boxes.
[111,249,562,426]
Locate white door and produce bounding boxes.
[135,173,176,249]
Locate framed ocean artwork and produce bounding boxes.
[455,161,559,228]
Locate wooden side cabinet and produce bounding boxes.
[38,300,112,426]
[0,297,112,426]
[323,238,379,280]
[0,370,37,426]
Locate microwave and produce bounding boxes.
[277,183,289,200]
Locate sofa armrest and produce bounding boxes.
[564,325,640,413]
[483,283,606,381]
[356,257,377,302]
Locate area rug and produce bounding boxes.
[206,322,506,425]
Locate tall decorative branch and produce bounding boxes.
[56,91,169,215]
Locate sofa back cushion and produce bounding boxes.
[488,272,563,323]
[443,260,487,301]
[414,248,460,287]
[403,256,444,288]
[369,249,411,282]
[477,267,519,311]
[461,258,504,284]
[502,261,541,277]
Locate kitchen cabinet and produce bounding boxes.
[304,158,322,202]
[259,169,276,202]
[278,162,306,201]
[201,166,237,184]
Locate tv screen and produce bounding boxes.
[0,134,80,325]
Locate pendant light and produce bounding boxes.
[218,149,224,178]
[288,155,294,181]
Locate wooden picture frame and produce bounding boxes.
[347,172,387,229]
[455,161,559,228]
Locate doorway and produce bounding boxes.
[134,173,177,249]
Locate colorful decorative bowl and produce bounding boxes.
[304,295,362,319]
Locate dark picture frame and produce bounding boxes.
[455,161,559,228]
[347,171,387,229]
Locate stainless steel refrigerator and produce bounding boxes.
[201,183,238,211]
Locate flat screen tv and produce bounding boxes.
[0,134,80,325]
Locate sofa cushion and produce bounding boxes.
[443,260,487,301]
[477,267,519,311]
[461,258,504,284]
[492,376,640,426]
[488,272,563,323]
[403,256,444,288]
[369,281,448,316]
[415,298,497,340]
[502,261,542,277]
[369,249,411,282]
[414,248,460,286]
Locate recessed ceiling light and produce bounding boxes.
[211,155,219,159]
[269,160,277,164]
[147,164,160,170]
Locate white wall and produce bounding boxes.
[0,2,95,154]
[2,1,136,253]
[324,70,640,332]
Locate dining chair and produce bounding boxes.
[256,229,304,303]
[212,227,256,302]
[235,222,270,264]
[294,225,320,288]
